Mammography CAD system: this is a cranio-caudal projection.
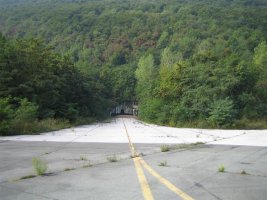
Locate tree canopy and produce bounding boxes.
[0,0,266,133]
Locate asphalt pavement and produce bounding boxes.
[0,117,266,200]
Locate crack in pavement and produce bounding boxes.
[194,182,223,200]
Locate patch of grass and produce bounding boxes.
[161,145,170,152]
[107,154,118,162]
[218,165,225,173]
[233,118,267,129]
[158,160,168,167]
[32,158,48,176]
[241,170,247,175]
[64,167,75,171]
[173,142,204,150]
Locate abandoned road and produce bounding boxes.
[0,117,267,200]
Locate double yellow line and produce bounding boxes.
[122,119,194,200]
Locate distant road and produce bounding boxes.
[1,117,267,146]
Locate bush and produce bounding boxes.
[0,98,14,135]
[139,98,165,122]
[208,98,236,127]
[32,158,48,175]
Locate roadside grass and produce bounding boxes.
[107,154,118,162]
[218,165,225,173]
[158,160,168,167]
[32,158,48,176]
[161,142,205,152]
[233,118,267,129]
[161,145,170,152]
[173,142,205,149]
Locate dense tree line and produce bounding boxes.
[0,0,266,133]
[0,34,108,135]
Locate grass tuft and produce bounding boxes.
[218,165,225,173]
[161,145,170,152]
[32,158,48,176]
[107,154,118,162]
[158,160,168,167]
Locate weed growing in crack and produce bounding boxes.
[218,165,225,173]
[32,158,48,176]
[161,145,170,152]
[158,160,168,167]
[107,154,118,162]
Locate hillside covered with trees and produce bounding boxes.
[0,0,266,135]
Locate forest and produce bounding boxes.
[0,0,267,135]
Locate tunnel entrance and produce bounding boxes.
[110,102,138,116]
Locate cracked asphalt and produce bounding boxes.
[0,117,267,200]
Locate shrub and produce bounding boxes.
[32,158,48,175]
[208,98,236,127]
[0,97,14,135]
[11,98,38,135]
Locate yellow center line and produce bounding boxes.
[122,118,136,157]
[139,158,194,200]
[122,118,195,200]
[122,118,154,200]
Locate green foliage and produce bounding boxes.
[218,165,225,173]
[0,35,103,135]
[0,0,266,130]
[160,145,170,152]
[208,98,236,127]
[0,98,13,135]
[11,98,38,135]
[135,54,157,100]
[32,157,48,176]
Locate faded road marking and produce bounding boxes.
[122,119,154,200]
[140,158,194,200]
[123,118,194,200]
